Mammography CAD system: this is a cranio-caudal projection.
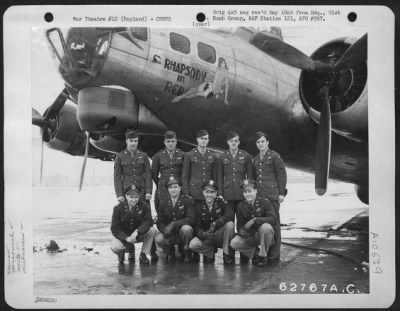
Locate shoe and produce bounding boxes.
[203,255,215,264]
[128,252,135,262]
[166,245,176,262]
[252,254,260,265]
[183,250,192,263]
[117,250,125,264]
[240,253,249,264]
[192,252,200,263]
[139,253,150,265]
[223,253,234,265]
[257,256,269,267]
[151,242,158,262]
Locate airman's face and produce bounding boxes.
[197,135,209,148]
[164,138,177,152]
[243,187,257,202]
[126,193,140,206]
[203,188,217,204]
[227,136,240,151]
[168,184,181,198]
[126,138,139,151]
[256,136,269,152]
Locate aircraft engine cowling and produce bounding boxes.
[299,37,368,142]
[77,86,168,135]
[43,102,87,156]
[42,102,113,160]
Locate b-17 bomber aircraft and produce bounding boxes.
[31,27,368,203]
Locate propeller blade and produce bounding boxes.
[315,85,332,195]
[250,33,316,70]
[32,108,47,127]
[44,88,68,120]
[40,139,44,184]
[79,132,90,191]
[334,33,367,71]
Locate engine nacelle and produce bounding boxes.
[299,37,368,142]
[44,102,113,160]
[44,102,86,155]
[77,86,167,135]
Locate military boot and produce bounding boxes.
[183,250,192,263]
[166,245,176,263]
[151,241,159,262]
[117,250,125,264]
[139,253,150,265]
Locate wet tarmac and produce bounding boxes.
[32,184,369,295]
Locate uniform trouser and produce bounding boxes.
[189,221,235,258]
[155,225,194,252]
[111,227,157,256]
[268,200,281,259]
[230,223,275,259]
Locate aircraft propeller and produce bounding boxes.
[251,33,367,194]
[79,131,90,191]
[32,89,69,183]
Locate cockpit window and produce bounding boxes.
[129,27,148,41]
[197,42,216,64]
[170,33,190,54]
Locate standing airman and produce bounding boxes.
[182,130,218,203]
[217,131,253,214]
[253,131,287,261]
[114,130,152,202]
[152,130,185,213]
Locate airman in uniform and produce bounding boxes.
[230,180,277,267]
[110,184,158,264]
[189,180,235,264]
[152,130,185,213]
[217,131,253,214]
[252,131,287,261]
[155,177,195,263]
[182,129,218,203]
[114,130,152,202]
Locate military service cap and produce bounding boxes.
[196,129,209,138]
[166,176,181,188]
[125,184,141,195]
[125,129,138,139]
[164,130,177,139]
[226,130,239,140]
[202,180,218,191]
[255,131,269,141]
[240,179,257,191]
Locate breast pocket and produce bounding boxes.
[121,161,133,175]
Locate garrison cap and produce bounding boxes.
[164,130,177,139]
[125,129,139,139]
[240,179,257,191]
[226,130,239,140]
[196,129,209,138]
[124,184,141,195]
[255,131,269,141]
[166,176,181,188]
[202,180,218,191]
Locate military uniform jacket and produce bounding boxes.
[111,200,153,242]
[252,149,287,200]
[237,197,277,237]
[194,198,234,236]
[182,148,218,200]
[217,149,253,200]
[114,149,152,198]
[157,194,195,234]
[152,148,185,195]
